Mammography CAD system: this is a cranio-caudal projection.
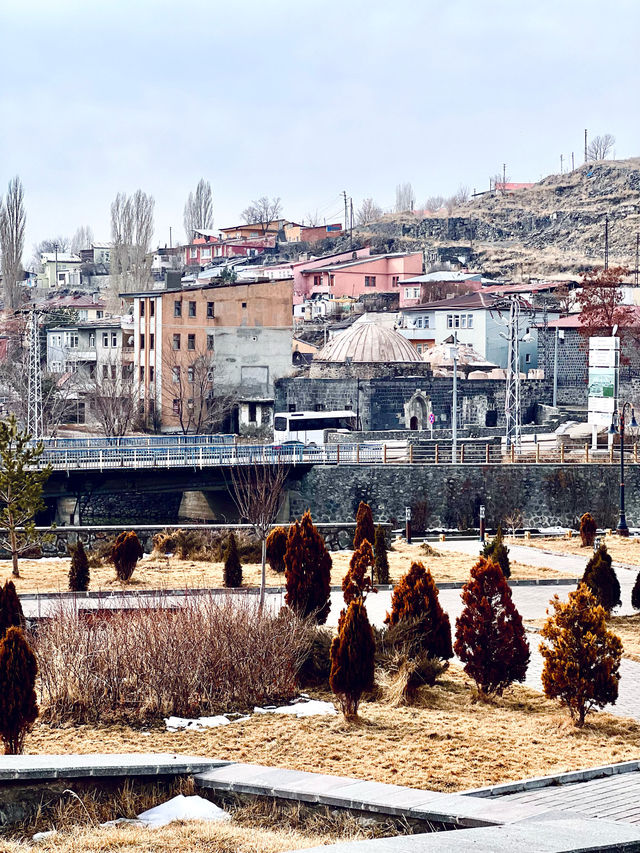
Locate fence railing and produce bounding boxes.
[38,439,640,472]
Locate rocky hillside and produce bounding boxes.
[362,159,640,280]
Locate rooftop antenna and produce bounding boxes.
[605,215,609,271]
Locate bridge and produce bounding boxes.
[36,433,640,472]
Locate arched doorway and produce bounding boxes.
[409,416,419,430]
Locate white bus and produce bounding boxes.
[273,410,357,445]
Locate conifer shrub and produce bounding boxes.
[353,501,375,550]
[579,512,597,548]
[223,532,243,588]
[581,544,621,614]
[266,526,289,573]
[632,571,640,612]
[111,531,143,582]
[481,525,510,578]
[373,525,390,585]
[0,626,38,754]
[342,540,375,606]
[329,600,375,719]
[540,583,622,726]
[386,562,453,661]
[284,511,332,624]
[0,580,25,640]
[454,557,529,696]
[68,541,90,592]
[298,626,333,687]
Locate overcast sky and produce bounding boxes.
[0,0,638,251]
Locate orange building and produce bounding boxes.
[127,278,293,433]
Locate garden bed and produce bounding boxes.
[3,540,572,594]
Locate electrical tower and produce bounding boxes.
[27,309,43,440]
[504,298,522,451]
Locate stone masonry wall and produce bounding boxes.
[289,463,632,529]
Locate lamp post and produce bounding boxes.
[609,402,638,536]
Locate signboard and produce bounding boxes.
[405,507,411,521]
[588,337,619,426]
[428,412,435,425]
[479,505,485,519]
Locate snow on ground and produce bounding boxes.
[164,696,336,731]
[137,795,230,827]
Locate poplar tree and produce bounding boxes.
[373,525,390,585]
[0,627,38,754]
[284,511,331,624]
[223,532,242,588]
[353,501,375,550]
[0,580,24,638]
[330,600,375,719]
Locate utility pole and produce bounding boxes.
[169,226,172,249]
[502,163,506,190]
[605,215,609,271]
[553,326,559,407]
[560,154,564,174]
[584,129,588,164]
[504,298,522,451]
[636,233,639,287]
[27,309,43,441]
[342,190,348,233]
[571,152,575,171]
[349,198,353,250]
[452,331,458,464]
[54,243,58,290]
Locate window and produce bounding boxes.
[172,366,180,383]
[149,333,154,350]
[174,300,182,318]
[50,361,62,372]
[172,333,181,350]
[447,315,453,329]
[201,248,212,259]
[173,398,181,414]
[405,287,420,299]
[187,366,194,383]
[149,301,155,317]
[330,275,335,287]
[51,334,61,347]
[139,366,144,381]
[241,301,247,309]
[424,316,430,328]
[188,301,196,317]
[187,333,196,351]
[525,353,531,364]
[111,332,117,347]
[467,314,473,328]
[392,276,399,287]
[189,248,197,259]
[149,366,154,381]
[140,333,145,349]
[96,310,103,319]
[187,398,194,410]
[64,333,79,348]
[461,315,467,328]
[248,402,257,423]
[313,275,321,287]
[454,315,460,328]
[102,364,109,379]
[207,301,214,318]
[140,301,145,318]
[89,334,95,347]
[364,275,376,287]
[415,317,423,329]
[102,332,109,347]
[207,333,214,350]
[416,344,423,355]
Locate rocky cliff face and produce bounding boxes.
[363,159,640,279]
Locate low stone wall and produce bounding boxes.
[289,463,630,529]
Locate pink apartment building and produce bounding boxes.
[300,252,423,300]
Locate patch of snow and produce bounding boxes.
[137,795,230,827]
[33,830,58,842]
[164,714,236,732]
[254,699,337,717]
[536,527,571,535]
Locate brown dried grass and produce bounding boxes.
[514,534,640,567]
[4,540,570,594]
[24,665,640,793]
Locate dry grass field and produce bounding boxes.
[26,666,640,794]
[513,535,640,567]
[3,539,573,594]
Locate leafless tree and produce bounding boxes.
[454,185,469,205]
[0,176,26,309]
[356,198,383,226]
[491,172,510,193]
[110,189,155,295]
[70,225,94,255]
[164,345,233,434]
[241,197,282,234]
[29,236,71,272]
[82,359,138,436]
[395,182,415,213]
[229,460,289,608]
[423,195,445,212]
[304,210,321,227]
[587,134,616,162]
[183,179,213,242]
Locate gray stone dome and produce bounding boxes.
[314,322,422,363]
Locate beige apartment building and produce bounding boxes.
[127,278,293,433]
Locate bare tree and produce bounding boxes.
[229,461,289,608]
[395,183,415,213]
[241,197,282,234]
[110,190,155,294]
[183,179,213,242]
[70,226,94,255]
[29,236,71,272]
[454,185,469,205]
[0,177,26,309]
[587,134,616,162]
[82,359,138,436]
[164,345,232,434]
[356,198,383,226]
[423,195,445,212]
[304,210,321,227]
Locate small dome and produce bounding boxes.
[314,322,422,363]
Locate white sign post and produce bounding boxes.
[587,337,619,449]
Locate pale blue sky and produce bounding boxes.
[0,0,638,250]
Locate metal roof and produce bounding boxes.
[314,321,422,363]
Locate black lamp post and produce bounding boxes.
[609,402,638,536]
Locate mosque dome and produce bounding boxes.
[314,322,422,363]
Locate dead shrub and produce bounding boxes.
[297,626,333,687]
[34,595,309,723]
[420,543,441,557]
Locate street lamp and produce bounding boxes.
[609,402,638,536]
